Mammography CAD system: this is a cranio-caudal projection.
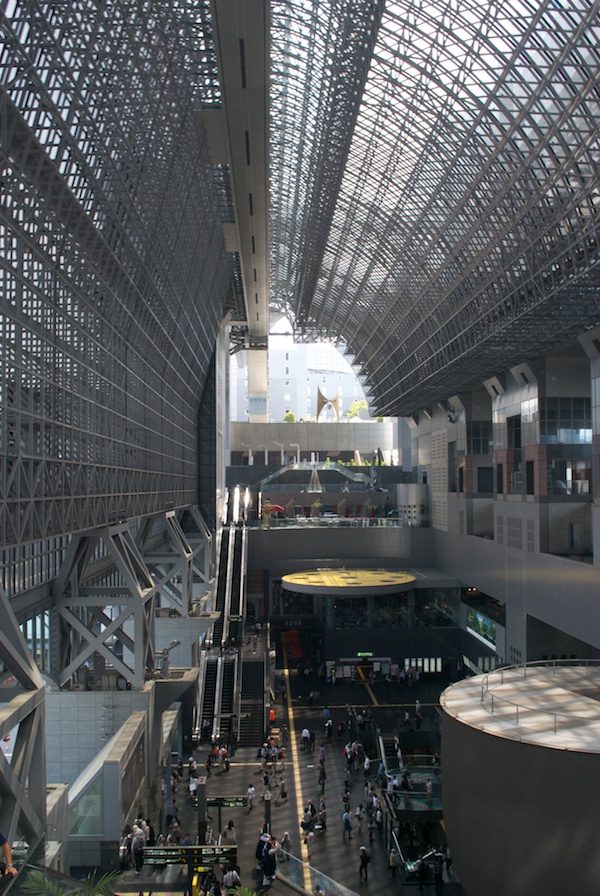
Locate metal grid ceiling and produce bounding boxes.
[270,0,600,416]
[0,0,235,547]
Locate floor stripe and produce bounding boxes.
[282,641,312,890]
[357,665,379,706]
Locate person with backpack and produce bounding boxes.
[342,809,353,839]
[359,845,371,881]
[222,864,241,893]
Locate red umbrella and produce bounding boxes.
[263,503,285,513]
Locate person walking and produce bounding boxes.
[342,809,353,840]
[363,755,371,779]
[130,824,146,874]
[277,778,288,805]
[223,819,236,845]
[279,831,291,860]
[319,766,327,794]
[305,830,315,859]
[425,777,433,807]
[354,803,364,833]
[247,783,255,809]
[301,807,313,838]
[358,845,371,881]
[222,864,241,893]
[255,828,270,870]
[261,835,280,886]
[318,798,327,831]
[262,769,270,799]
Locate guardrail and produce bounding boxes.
[249,516,414,529]
[276,850,360,896]
[476,659,600,742]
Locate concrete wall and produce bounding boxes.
[46,689,150,787]
[247,525,434,570]
[441,708,600,896]
[433,528,600,656]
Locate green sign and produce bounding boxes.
[357,651,374,657]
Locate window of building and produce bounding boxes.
[548,458,591,495]
[540,397,592,444]
[467,421,492,454]
[448,441,457,492]
[507,414,521,449]
[526,460,534,495]
[477,467,493,493]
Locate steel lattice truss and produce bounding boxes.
[0,1,235,548]
[270,0,600,416]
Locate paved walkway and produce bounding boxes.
[120,653,465,894]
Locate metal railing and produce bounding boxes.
[476,659,600,744]
[276,850,360,896]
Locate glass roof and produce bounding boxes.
[270,0,600,416]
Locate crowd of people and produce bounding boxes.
[109,628,448,894]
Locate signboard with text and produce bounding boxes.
[206,796,248,808]
[142,845,237,868]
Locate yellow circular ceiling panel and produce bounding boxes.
[281,568,415,596]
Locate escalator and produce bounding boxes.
[200,658,218,733]
[240,660,266,745]
[210,533,229,646]
[196,522,248,745]
[383,734,400,767]
[218,658,236,744]
[227,528,243,646]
